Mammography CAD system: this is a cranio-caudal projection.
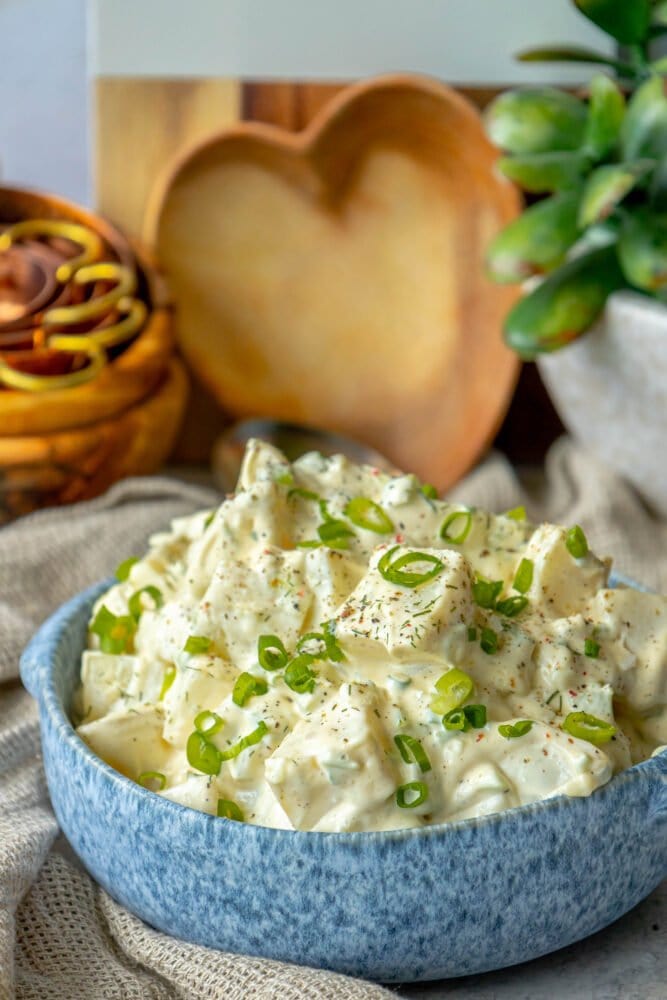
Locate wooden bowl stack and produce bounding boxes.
[0,187,188,521]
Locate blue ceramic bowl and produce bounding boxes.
[20,578,667,983]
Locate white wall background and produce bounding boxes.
[1,0,616,207]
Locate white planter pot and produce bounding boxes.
[537,291,667,517]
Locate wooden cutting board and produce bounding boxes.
[144,74,520,488]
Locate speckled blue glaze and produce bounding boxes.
[20,577,667,983]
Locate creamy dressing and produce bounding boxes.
[75,440,667,832]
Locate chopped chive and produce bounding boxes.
[90,604,136,654]
[499,719,533,739]
[584,638,600,659]
[275,471,294,486]
[115,556,138,582]
[203,512,215,528]
[546,690,561,707]
[296,539,322,549]
[480,627,499,655]
[258,634,289,672]
[431,668,474,715]
[186,731,222,775]
[421,483,438,500]
[394,734,432,773]
[317,517,355,549]
[467,626,478,641]
[562,711,615,745]
[284,654,317,694]
[378,546,444,588]
[464,704,487,728]
[505,505,526,521]
[565,524,589,559]
[296,630,345,663]
[194,710,224,736]
[184,635,212,655]
[159,664,176,700]
[217,798,245,821]
[128,586,164,622]
[396,781,429,809]
[496,595,529,618]
[137,770,166,791]
[232,672,268,707]
[439,509,473,544]
[288,487,319,502]
[443,708,468,731]
[344,496,394,534]
[512,557,534,594]
[472,576,503,610]
[219,720,269,761]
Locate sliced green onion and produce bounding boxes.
[378,546,444,588]
[128,586,164,622]
[344,497,394,534]
[472,577,503,610]
[439,509,473,544]
[159,664,176,700]
[480,627,499,655]
[317,517,355,549]
[194,710,224,736]
[275,471,294,486]
[505,505,526,521]
[513,557,534,594]
[183,635,212,655]
[464,704,487,729]
[217,798,245,821]
[396,781,429,809]
[296,630,345,663]
[115,556,138,582]
[566,524,589,559]
[394,734,432,773]
[431,668,474,715]
[284,654,317,694]
[219,720,269,761]
[288,487,319,502]
[443,708,468,731]
[496,595,529,618]
[584,638,600,659]
[499,719,533,739]
[232,672,268,707]
[421,483,438,500]
[90,604,136,654]
[467,626,478,642]
[137,770,166,791]
[186,731,222,775]
[296,539,322,549]
[562,711,615,745]
[203,512,215,528]
[258,634,289,672]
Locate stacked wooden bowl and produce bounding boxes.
[0,187,188,521]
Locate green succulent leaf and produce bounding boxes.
[578,160,655,227]
[485,88,587,155]
[622,75,667,160]
[497,151,589,193]
[583,74,625,159]
[503,245,627,356]
[649,153,667,209]
[517,46,637,79]
[574,0,651,44]
[618,207,667,291]
[486,191,580,283]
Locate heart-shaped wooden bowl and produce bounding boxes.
[146,74,520,489]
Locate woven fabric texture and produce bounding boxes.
[1,439,666,999]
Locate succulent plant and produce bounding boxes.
[485,0,667,357]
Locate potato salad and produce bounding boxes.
[75,440,667,832]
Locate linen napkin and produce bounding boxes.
[2,438,666,999]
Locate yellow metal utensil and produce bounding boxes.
[0,220,104,283]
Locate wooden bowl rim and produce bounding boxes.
[144,72,502,245]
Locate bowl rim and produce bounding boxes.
[23,575,667,846]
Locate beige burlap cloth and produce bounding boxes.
[2,437,667,1000]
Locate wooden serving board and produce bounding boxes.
[141,74,519,488]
